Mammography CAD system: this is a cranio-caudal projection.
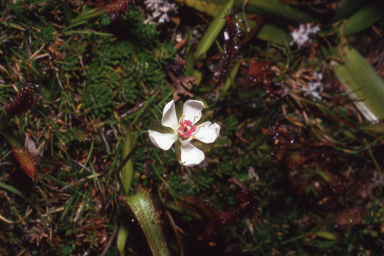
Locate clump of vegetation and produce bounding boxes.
[1,0,384,255]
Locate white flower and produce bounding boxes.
[144,0,176,24]
[306,81,323,99]
[148,100,220,167]
[290,23,320,48]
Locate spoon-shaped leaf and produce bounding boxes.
[125,188,170,256]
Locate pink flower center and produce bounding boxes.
[178,120,196,138]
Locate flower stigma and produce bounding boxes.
[178,120,196,138]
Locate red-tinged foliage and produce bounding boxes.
[179,180,257,241]
[2,83,40,180]
[240,61,274,89]
[335,208,366,227]
[216,190,257,225]
[262,124,294,162]
[105,0,135,19]
[213,12,241,83]
[286,150,335,171]
[179,195,217,241]
[330,177,361,196]
[263,124,337,170]
[12,147,36,181]
[238,61,288,98]
[4,83,40,119]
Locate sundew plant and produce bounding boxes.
[1,0,384,255]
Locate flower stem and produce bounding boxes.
[121,131,134,195]
[117,134,155,193]
[116,134,156,256]
[118,142,156,176]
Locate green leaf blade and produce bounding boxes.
[344,2,384,36]
[333,46,384,121]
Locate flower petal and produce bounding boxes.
[183,100,205,124]
[180,140,205,167]
[148,130,177,150]
[193,122,220,144]
[162,100,178,130]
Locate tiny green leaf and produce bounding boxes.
[190,140,214,152]
[176,101,184,121]
[195,108,215,127]
[117,223,129,256]
[175,140,182,163]
[313,231,339,241]
[150,123,175,134]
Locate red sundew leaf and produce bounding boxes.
[179,187,258,240]
[275,146,288,162]
[213,12,241,83]
[179,196,217,241]
[335,208,366,227]
[4,83,40,119]
[106,0,135,19]
[238,62,288,98]
[217,190,258,225]
[248,61,273,79]
[237,61,274,90]
[287,151,334,170]
[1,131,37,181]
[263,124,295,162]
[12,147,37,181]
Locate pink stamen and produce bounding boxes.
[178,120,196,138]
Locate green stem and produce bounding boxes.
[62,2,73,26]
[80,142,93,173]
[121,131,133,194]
[364,138,382,174]
[117,141,156,193]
